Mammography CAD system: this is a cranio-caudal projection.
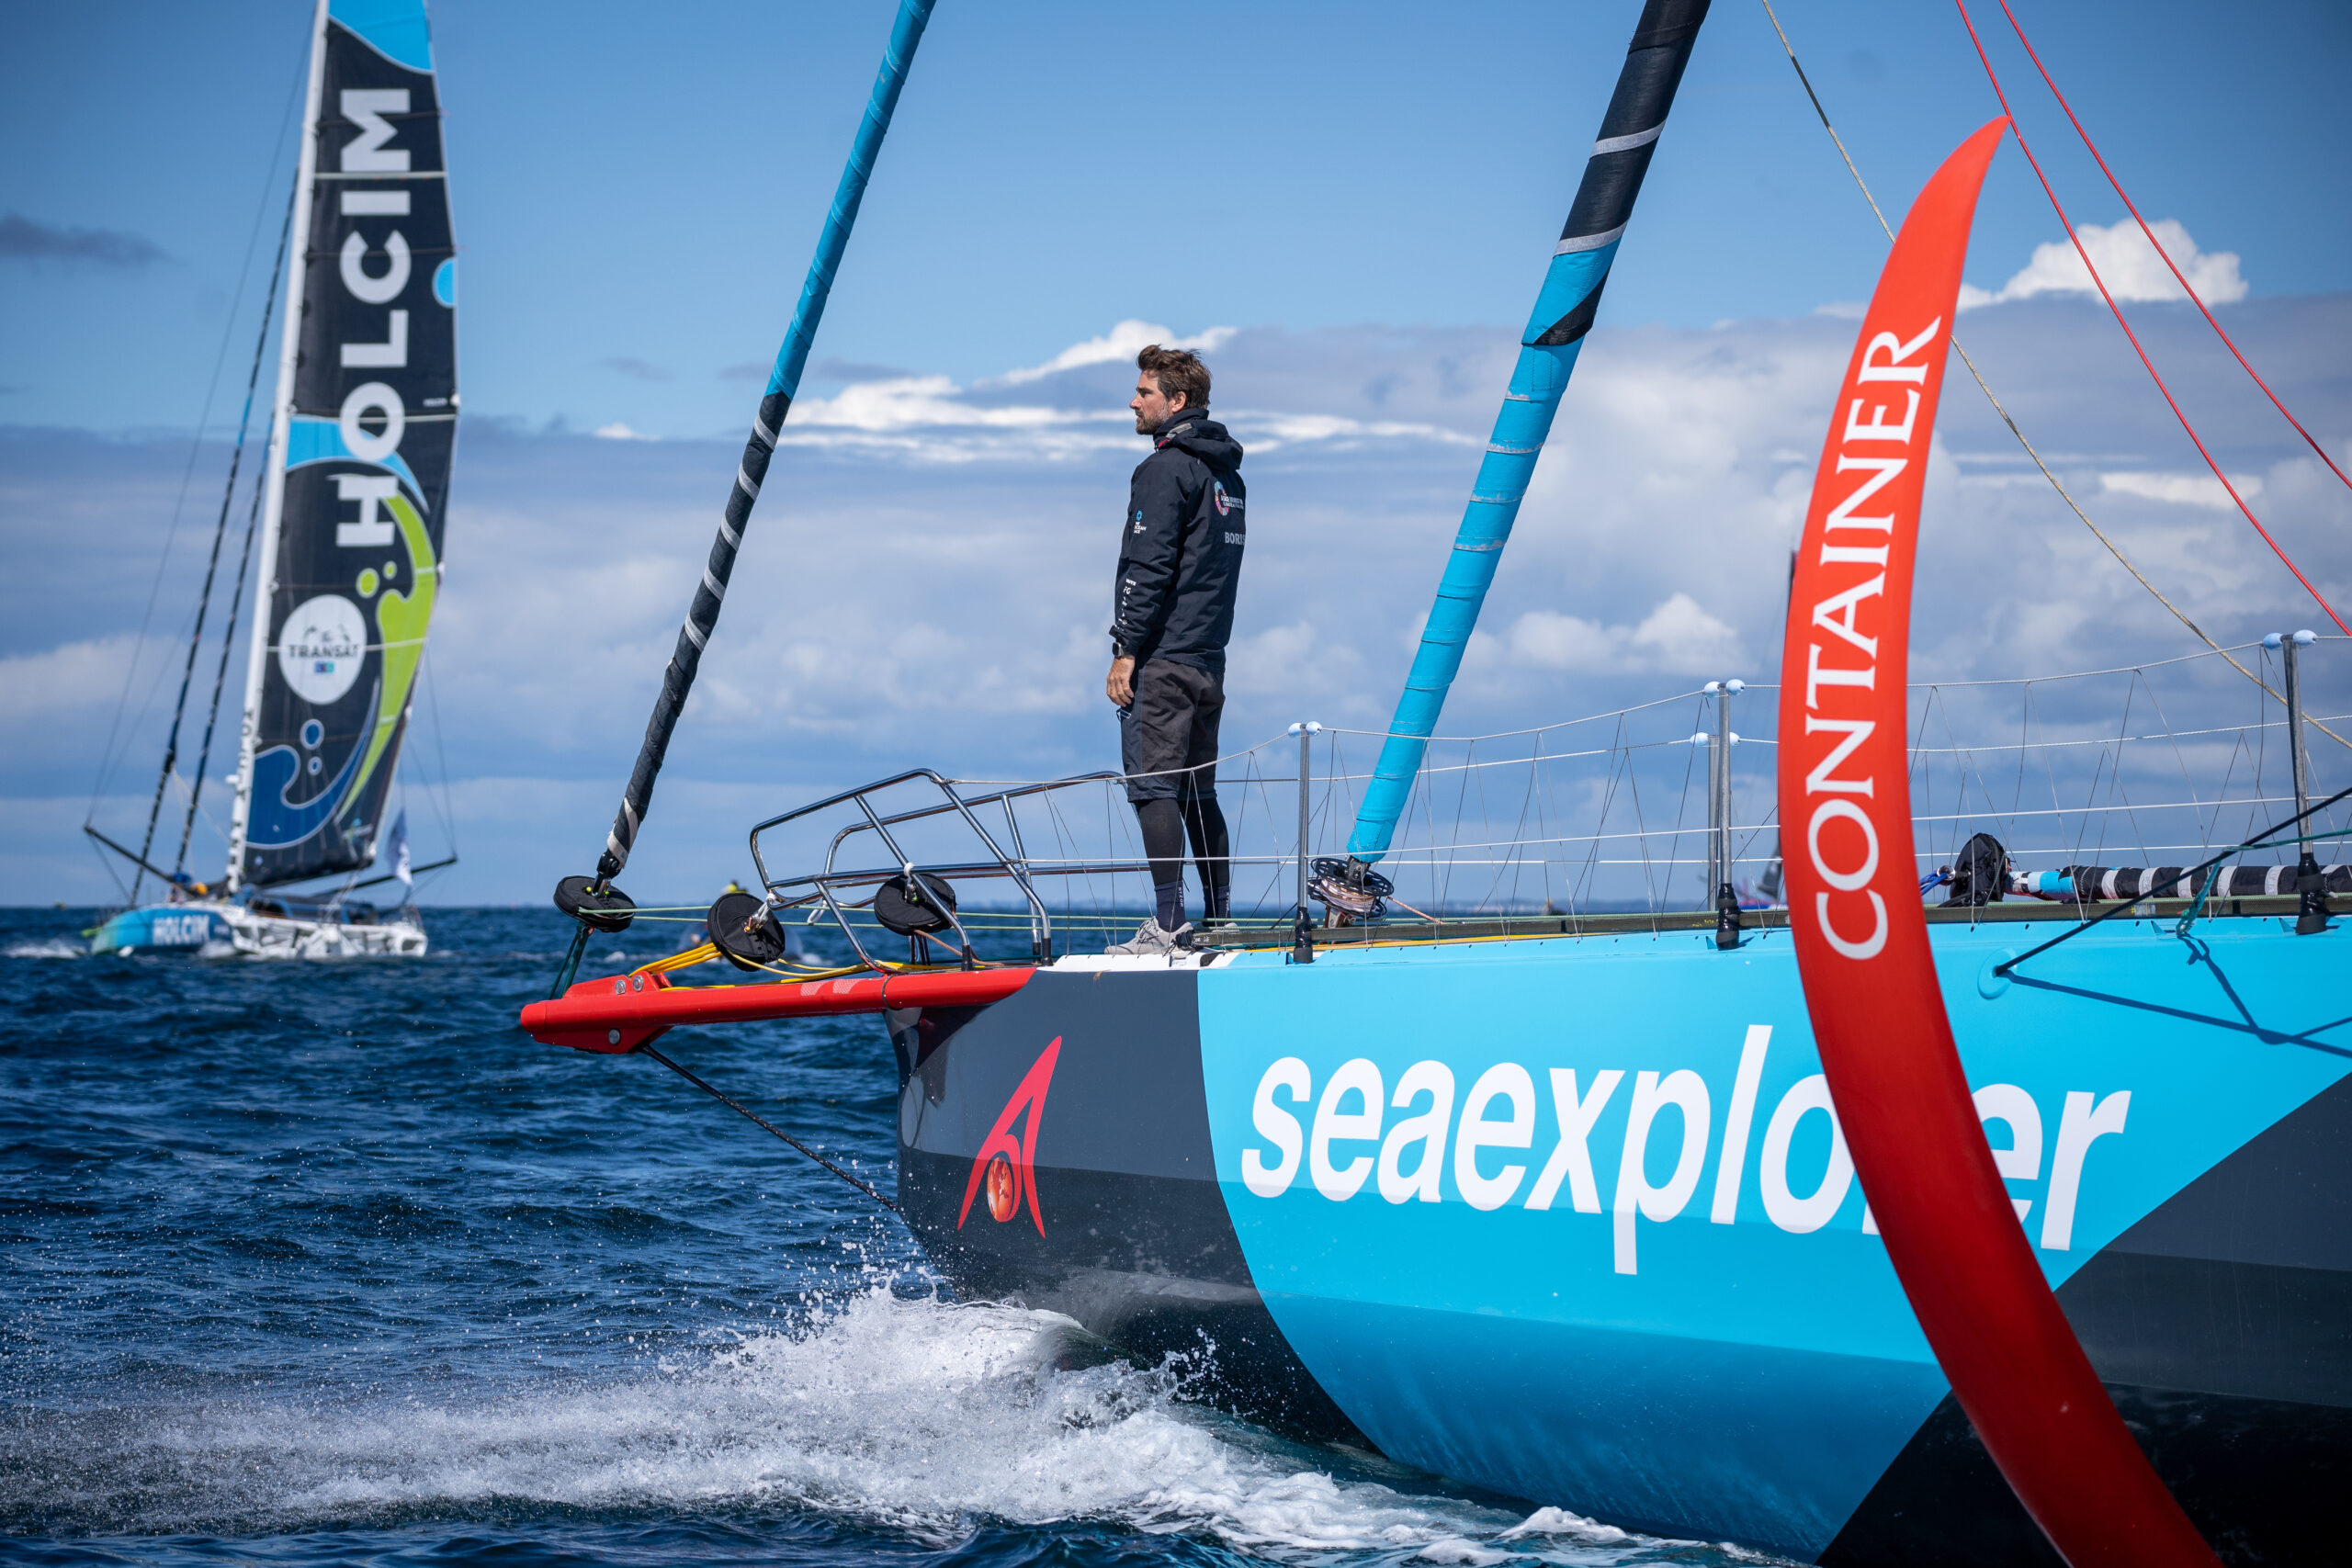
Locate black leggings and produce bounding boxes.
[1137,795,1230,919]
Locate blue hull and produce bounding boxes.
[89,904,233,955]
[894,915,2349,1562]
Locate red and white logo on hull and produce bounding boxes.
[957,1036,1061,1235]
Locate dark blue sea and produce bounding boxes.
[1,907,1781,1568]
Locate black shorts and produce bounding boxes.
[1119,659,1223,804]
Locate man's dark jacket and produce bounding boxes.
[1110,409,1246,674]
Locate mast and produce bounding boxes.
[1345,0,1711,868]
[228,0,330,894]
[559,0,938,923]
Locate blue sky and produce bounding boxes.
[6,0,2349,434]
[4,0,2349,907]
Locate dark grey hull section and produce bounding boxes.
[889,973,1365,1442]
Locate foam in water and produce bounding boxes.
[3,938,86,959]
[8,1290,1726,1561]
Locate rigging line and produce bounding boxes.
[87,32,310,821]
[1755,0,1894,235]
[166,175,299,883]
[87,832,131,905]
[1993,0,2350,494]
[1320,688,1707,744]
[636,1046,899,1213]
[1908,643,2259,685]
[1996,781,2352,977]
[416,646,460,855]
[1756,0,2347,749]
[127,186,298,901]
[178,449,266,875]
[1953,0,2346,636]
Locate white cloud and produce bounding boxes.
[16,297,2351,902]
[993,319,1238,385]
[768,337,1485,463]
[2099,469,2264,509]
[593,422,656,440]
[0,634,139,725]
[1962,218,2247,309]
[1502,593,1747,677]
[1503,610,1612,670]
[1631,592,1747,671]
[765,370,1133,463]
[1236,412,1482,453]
[787,376,1107,434]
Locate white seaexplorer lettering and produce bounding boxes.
[1308,1057,1383,1201]
[1377,1061,1454,1204]
[2041,1089,2131,1251]
[1973,1082,2044,1224]
[1241,1055,1309,1199]
[1758,1074,1856,1234]
[1232,1049,2134,1272]
[1453,1064,1536,1213]
[1527,1067,1623,1214]
[1613,1069,1711,1274]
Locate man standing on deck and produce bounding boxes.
[1102,344,1246,956]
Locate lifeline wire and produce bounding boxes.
[1992,0,2352,495]
[1755,0,2347,749]
[639,1046,900,1213]
[1953,0,2347,636]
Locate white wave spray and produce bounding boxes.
[6,1291,1738,1562]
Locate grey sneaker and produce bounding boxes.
[1103,918,1193,956]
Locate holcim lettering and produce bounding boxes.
[336,88,408,529]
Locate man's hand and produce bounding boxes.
[1106,655,1136,708]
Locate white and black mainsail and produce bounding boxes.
[228,0,457,892]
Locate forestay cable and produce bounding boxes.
[562,0,938,922]
[639,1045,899,1214]
[1953,0,2346,636]
[1755,0,2347,748]
[1993,0,2352,495]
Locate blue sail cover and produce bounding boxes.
[242,0,455,887]
[1347,0,1711,863]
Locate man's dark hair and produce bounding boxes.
[1138,344,1210,411]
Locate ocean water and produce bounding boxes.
[0,907,1785,1568]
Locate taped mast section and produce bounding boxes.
[557,0,939,930]
[1347,0,1711,867]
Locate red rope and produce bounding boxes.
[1952,0,2349,637]
[1994,0,2352,495]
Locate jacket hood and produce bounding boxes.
[1153,411,1243,470]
